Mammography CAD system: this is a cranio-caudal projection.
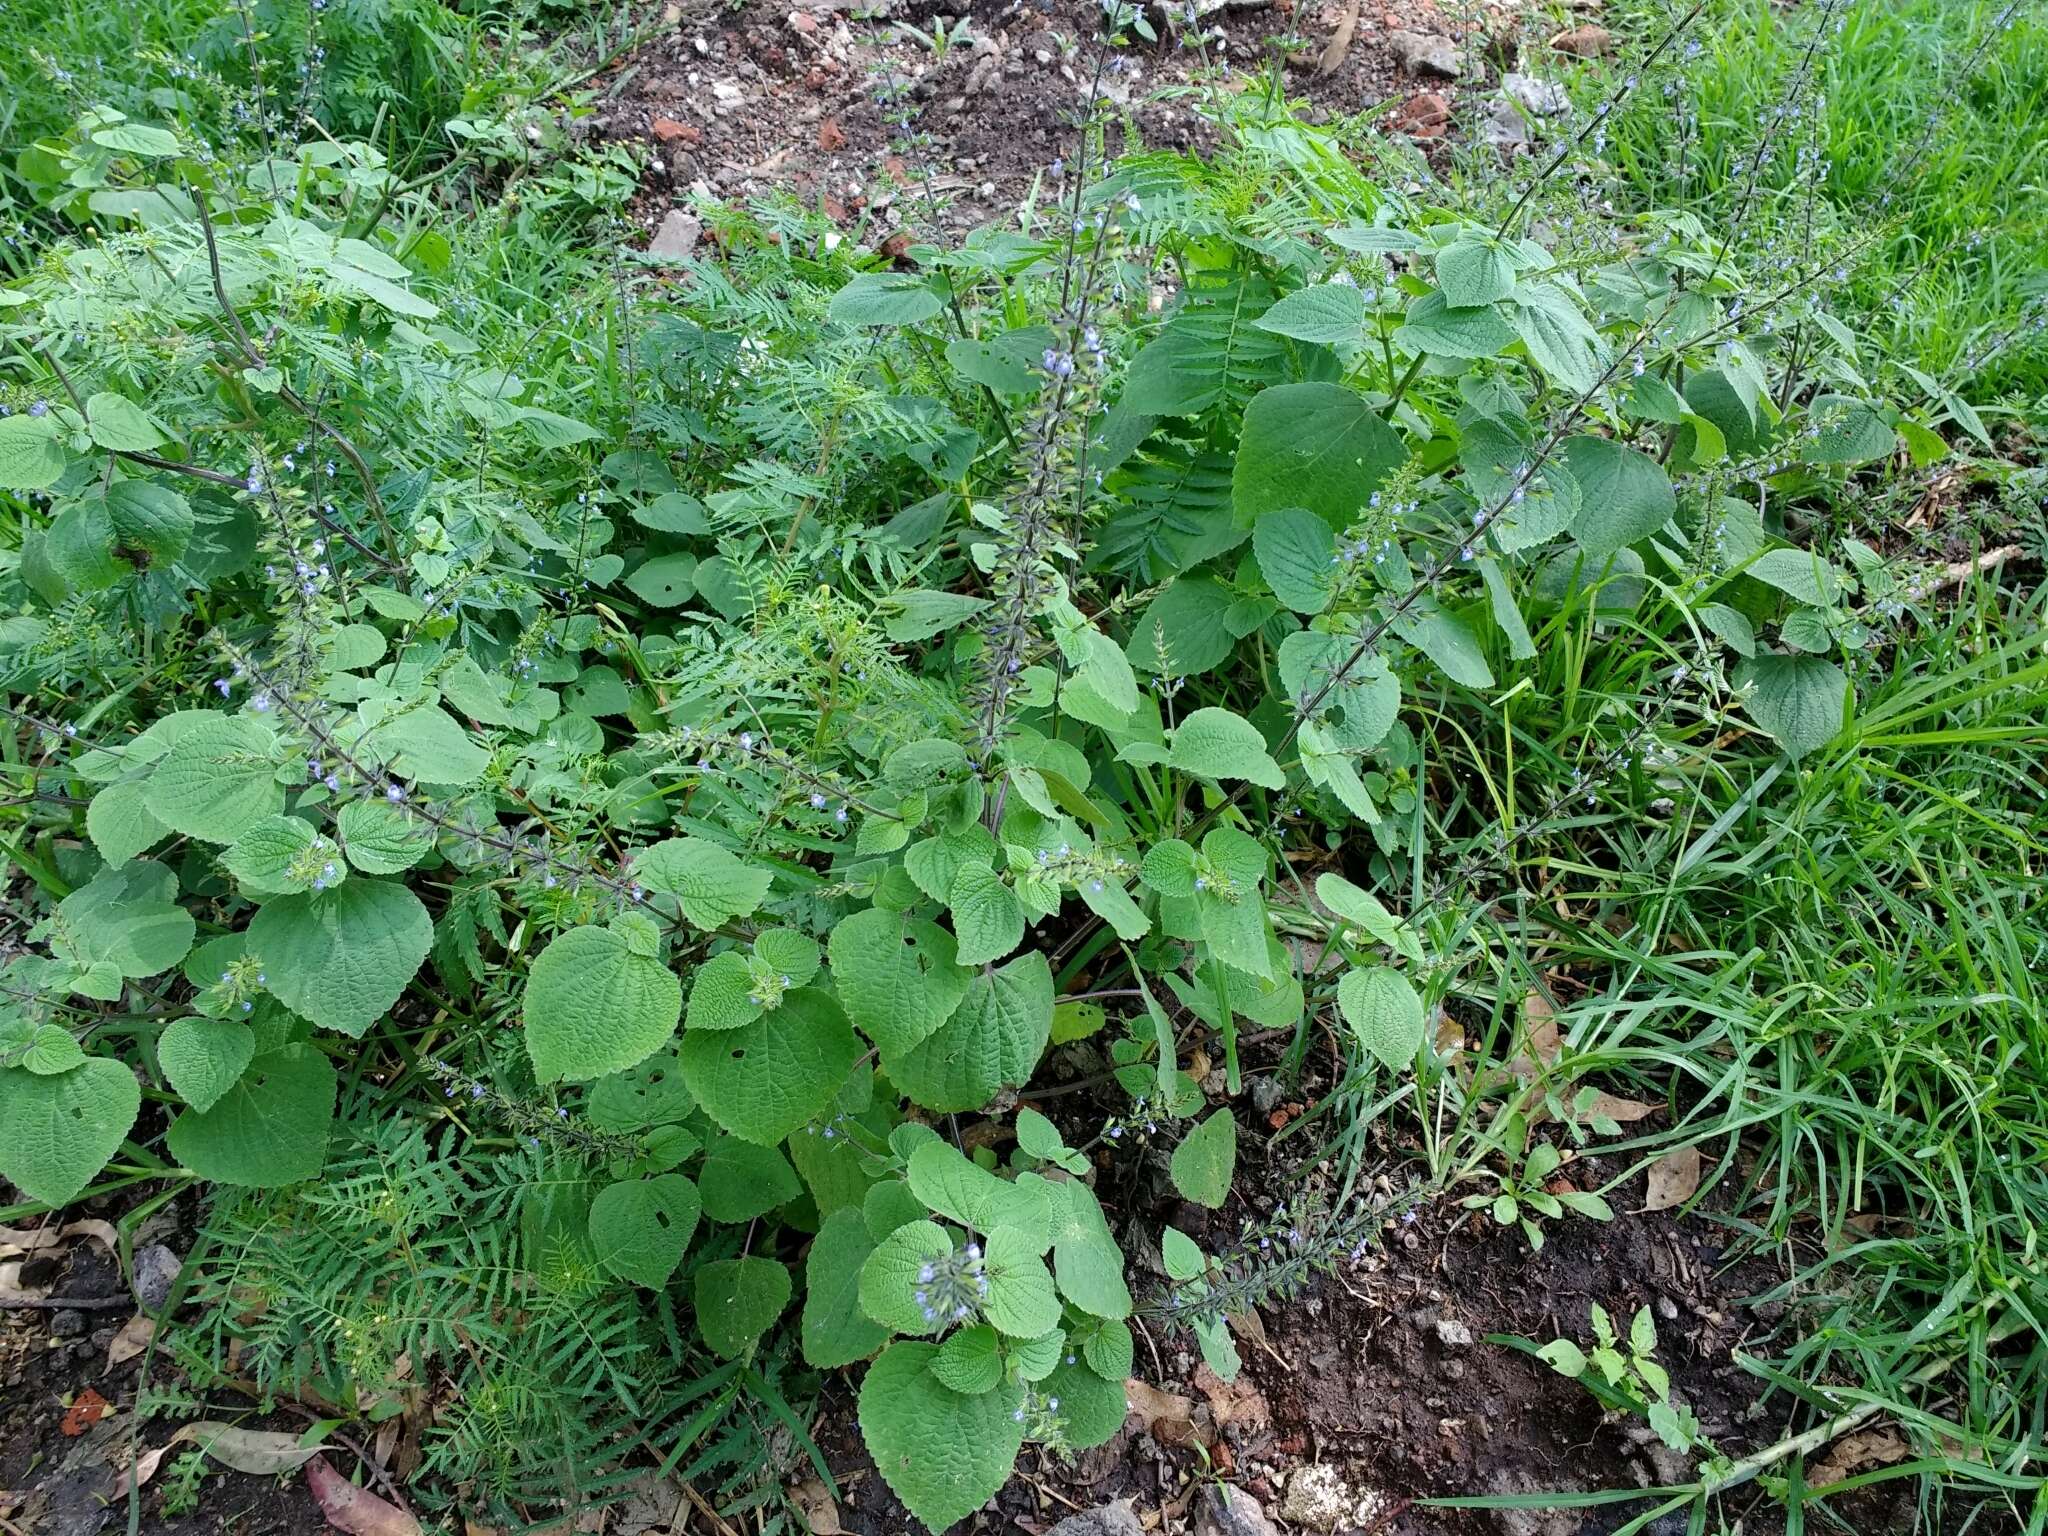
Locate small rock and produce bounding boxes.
[646,211,703,262]
[131,1244,182,1312]
[1387,91,1451,138]
[651,116,700,146]
[1249,1077,1283,1116]
[788,9,817,31]
[50,1309,87,1338]
[1047,1499,1145,1536]
[1478,98,1532,148]
[1388,29,1460,78]
[1197,1484,1280,1536]
[1549,24,1612,57]
[1278,1465,1352,1531]
[1435,1317,1476,1348]
[1502,72,1569,115]
[817,116,847,151]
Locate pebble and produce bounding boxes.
[1388,29,1460,79]
[1435,1317,1476,1348]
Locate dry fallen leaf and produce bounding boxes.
[179,1421,324,1474]
[107,1314,155,1370]
[113,1442,169,1496]
[1123,1379,1196,1445]
[61,1388,112,1437]
[1578,1093,1659,1125]
[1192,1363,1271,1432]
[306,1454,422,1536]
[1810,1426,1909,1486]
[1643,1145,1702,1212]
[0,1219,118,1260]
[790,1475,843,1534]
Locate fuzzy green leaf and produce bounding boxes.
[694,1257,792,1358]
[1735,654,1850,760]
[632,836,773,930]
[589,1174,701,1287]
[0,1057,141,1206]
[1338,966,1425,1070]
[522,917,682,1081]
[886,950,1052,1114]
[1169,707,1284,789]
[679,987,860,1144]
[1168,1110,1237,1208]
[1234,382,1405,531]
[830,910,973,1058]
[859,1219,956,1335]
[157,1016,255,1114]
[164,1044,335,1187]
[982,1225,1060,1338]
[931,1325,1004,1393]
[250,879,431,1039]
[144,715,281,844]
[698,1134,802,1222]
[859,1342,1026,1532]
[947,861,1024,967]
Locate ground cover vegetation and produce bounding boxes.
[0,0,2042,1530]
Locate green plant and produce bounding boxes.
[1532,1305,1709,1458]
[892,13,974,61]
[1,1,2041,1525]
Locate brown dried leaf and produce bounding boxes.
[0,1219,118,1260]
[1124,1379,1197,1445]
[1578,1093,1659,1125]
[1643,1145,1702,1212]
[305,1455,421,1536]
[112,1442,169,1497]
[1191,1364,1270,1432]
[106,1314,155,1370]
[791,1475,843,1534]
[61,1388,111,1437]
[1810,1426,1909,1487]
[180,1422,323,1474]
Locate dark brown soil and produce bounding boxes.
[581,0,1565,249]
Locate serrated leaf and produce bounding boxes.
[1161,1226,1205,1282]
[1437,238,1518,307]
[1749,548,1844,607]
[983,1225,1060,1338]
[51,859,193,979]
[624,553,698,608]
[336,800,432,874]
[164,1044,335,1187]
[144,715,280,844]
[1050,1180,1131,1320]
[585,1049,696,1131]
[694,1256,791,1358]
[1081,1318,1135,1380]
[685,951,765,1032]
[0,416,66,490]
[633,837,773,930]
[0,1057,140,1206]
[679,987,860,1144]
[830,272,942,327]
[947,861,1024,967]
[1234,382,1405,530]
[906,1140,1051,1249]
[589,1174,701,1287]
[1169,707,1283,789]
[1253,507,1338,614]
[1735,654,1849,760]
[1392,607,1495,688]
[859,1342,1026,1531]
[85,780,168,867]
[698,1134,801,1221]
[860,1219,956,1335]
[932,1325,1004,1392]
[805,1207,890,1367]
[251,880,433,1039]
[1168,1110,1237,1207]
[1043,1360,1127,1449]
[829,910,972,1057]
[886,951,1051,1114]
[522,918,681,1081]
[85,391,165,451]
[1394,291,1515,359]
[157,1016,255,1113]
[1338,966,1425,1070]
[222,814,340,896]
[1563,437,1676,559]
[1253,282,1364,343]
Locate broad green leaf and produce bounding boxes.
[91,121,180,156]
[859,1219,956,1335]
[85,391,166,451]
[1562,437,1676,558]
[1338,966,1425,1070]
[804,1207,890,1368]
[679,987,860,1144]
[1042,1360,1127,1450]
[1735,654,1850,760]
[1050,1180,1132,1320]
[1168,1110,1237,1207]
[887,951,1052,1113]
[1278,632,1400,750]
[1161,1226,1206,1282]
[829,910,972,1058]
[158,1016,255,1113]
[336,800,433,874]
[86,780,168,866]
[52,859,193,978]
[1393,608,1495,688]
[18,1025,85,1076]
[1749,548,1844,607]
[1234,382,1405,530]
[948,862,1024,967]
[632,837,773,930]
[1437,238,1518,307]
[360,706,489,787]
[624,553,698,608]
[1126,575,1239,678]
[859,1342,1026,1531]
[932,1325,1004,1392]
[1510,283,1601,393]
[1805,395,1895,464]
[1080,1318,1135,1380]
[694,1256,792,1358]
[906,1140,1052,1249]
[222,814,341,896]
[830,272,942,327]
[1698,602,1756,658]
[0,1057,140,1206]
[698,1134,802,1221]
[251,879,433,1039]
[1252,282,1365,343]
[907,824,997,904]
[1169,707,1283,789]
[585,1049,696,1131]
[164,1044,335,1187]
[103,481,193,559]
[0,416,66,490]
[145,715,280,844]
[589,1174,701,1287]
[982,1225,1060,1338]
[522,915,681,1081]
[1253,507,1338,614]
[1394,291,1515,359]
[685,951,766,1032]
